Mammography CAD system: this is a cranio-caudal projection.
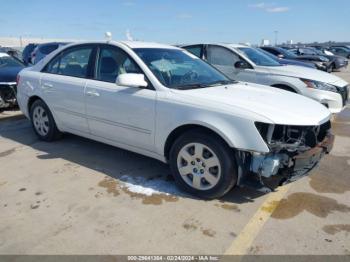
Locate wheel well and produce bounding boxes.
[271,84,297,93]
[164,124,230,160]
[27,95,42,115]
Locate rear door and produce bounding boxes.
[40,45,95,133]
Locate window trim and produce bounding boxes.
[41,44,97,80]
[91,44,155,90]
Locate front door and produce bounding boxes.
[205,45,256,83]
[85,45,156,151]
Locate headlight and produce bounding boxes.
[301,79,338,92]
[319,56,329,62]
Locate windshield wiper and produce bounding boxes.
[175,80,237,90]
[205,80,238,86]
[175,84,209,90]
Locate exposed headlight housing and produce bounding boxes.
[301,79,338,92]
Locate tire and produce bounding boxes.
[30,99,62,141]
[327,64,334,73]
[169,130,237,199]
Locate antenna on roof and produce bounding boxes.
[126,29,133,41]
[105,32,112,42]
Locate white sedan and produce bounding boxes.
[17,41,334,198]
[182,43,349,113]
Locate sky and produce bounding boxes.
[0,0,349,45]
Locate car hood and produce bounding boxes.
[0,66,23,83]
[258,65,348,87]
[171,82,331,126]
[280,59,315,68]
[294,55,322,61]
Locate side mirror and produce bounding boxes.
[116,73,148,88]
[277,54,284,59]
[234,60,250,69]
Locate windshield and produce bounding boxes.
[238,47,281,66]
[133,48,233,89]
[277,47,298,58]
[309,48,323,55]
[258,48,281,62]
[0,55,24,68]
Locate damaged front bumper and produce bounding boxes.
[0,82,17,109]
[238,121,334,192]
[259,133,334,190]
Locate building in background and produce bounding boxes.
[261,39,270,46]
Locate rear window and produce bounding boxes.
[40,44,59,55]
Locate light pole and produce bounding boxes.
[274,30,278,46]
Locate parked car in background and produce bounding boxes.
[31,42,68,64]
[310,45,335,56]
[293,47,348,72]
[328,46,350,59]
[0,52,25,110]
[17,41,334,198]
[22,43,38,65]
[0,47,24,63]
[183,43,349,113]
[261,46,332,72]
[258,48,316,69]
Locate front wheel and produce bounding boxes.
[169,131,237,199]
[327,64,334,73]
[30,99,62,141]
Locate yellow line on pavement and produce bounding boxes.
[224,184,292,255]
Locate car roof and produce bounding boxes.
[120,41,180,49]
[37,42,69,47]
[183,43,248,49]
[46,40,182,50]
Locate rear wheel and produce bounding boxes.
[30,99,62,141]
[169,130,237,199]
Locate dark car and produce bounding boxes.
[0,47,24,63]
[260,46,332,72]
[296,47,348,71]
[328,46,350,59]
[31,42,68,64]
[0,52,25,110]
[22,43,38,65]
[258,48,316,69]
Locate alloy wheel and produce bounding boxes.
[32,106,50,136]
[176,142,221,190]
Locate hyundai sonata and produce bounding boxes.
[17,41,334,198]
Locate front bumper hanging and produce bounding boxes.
[239,131,334,192]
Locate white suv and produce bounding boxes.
[17,41,334,198]
[183,44,349,113]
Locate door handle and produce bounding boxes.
[42,83,53,89]
[86,90,100,97]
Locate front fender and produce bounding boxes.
[155,102,270,156]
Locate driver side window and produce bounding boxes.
[95,46,142,83]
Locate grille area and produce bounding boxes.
[255,121,331,149]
